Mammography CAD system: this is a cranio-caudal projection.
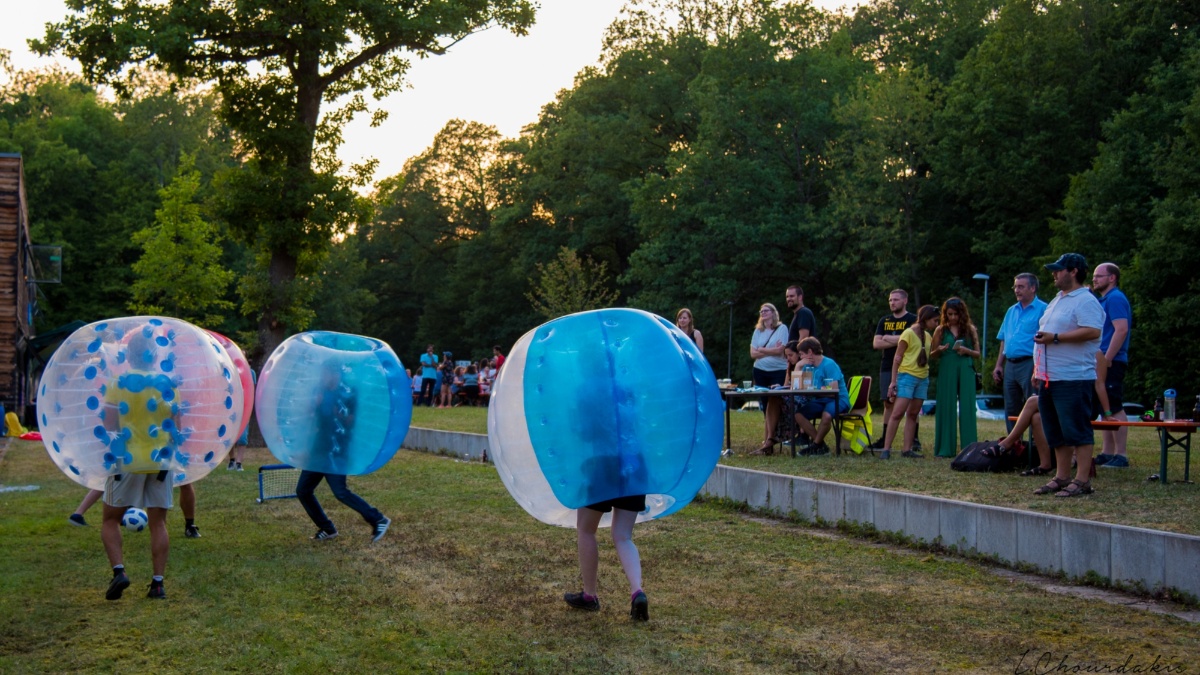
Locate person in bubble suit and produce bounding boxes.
[294,361,391,543]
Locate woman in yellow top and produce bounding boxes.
[881,305,940,459]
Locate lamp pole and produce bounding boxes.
[725,300,735,380]
[973,273,990,366]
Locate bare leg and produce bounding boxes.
[148,507,169,577]
[75,489,103,516]
[576,508,602,597]
[610,508,642,595]
[813,414,833,444]
[101,504,125,567]
[883,397,912,450]
[1102,411,1129,457]
[902,399,922,452]
[179,484,195,520]
[1001,396,1051,469]
[763,398,780,443]
[1073,445,1094,483]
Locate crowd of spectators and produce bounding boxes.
[409,345,506,408]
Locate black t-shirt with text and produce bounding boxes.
[875,311,917,370]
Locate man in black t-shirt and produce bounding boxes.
[785,284,818,344]
[871,289,920,450]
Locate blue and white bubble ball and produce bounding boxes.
[38,317,244,489]
[256,331,412,475]
[488,308,723,528]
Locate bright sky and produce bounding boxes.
[3,1,854,185]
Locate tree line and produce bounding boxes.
[1,0,1196,405]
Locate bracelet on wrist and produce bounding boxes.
[1104,410,1113,416]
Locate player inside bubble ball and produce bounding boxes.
[99,329,178,601]
[294,360,392,543]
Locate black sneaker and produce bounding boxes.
[106,571,130,600]
[184,524,201,538]
[312,529,339,540]
[912,438,923,452]
[806,441,830,456]
[630,590,649,621]
[1094,453,1112,466]
[371,517,391,543]
[564,591,600,611]
[901,450,924,459]
[69,513,88,527]
[147,580,166,600]
[869,437,886,450]
[879,450,892,460]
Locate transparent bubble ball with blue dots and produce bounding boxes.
[488,308,724,528]
[255,331,412,475]
[37,317,244,489]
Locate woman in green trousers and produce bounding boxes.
[931,297,981,458]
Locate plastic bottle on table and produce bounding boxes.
[1153,398,1164,421]
[1163,389,1176,421]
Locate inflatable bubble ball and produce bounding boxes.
[255,331,412,475]
[37,317,244,490]
[487,308,723,528]
[206,330,255,440]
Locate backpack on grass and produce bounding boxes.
[950,439,1027,473]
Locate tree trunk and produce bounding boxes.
[256,247,298,368]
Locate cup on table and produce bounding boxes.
[742,380,752,390]
[826,379,838,391]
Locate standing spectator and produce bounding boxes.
[418,345,439,407]
[872,289,918,450]
[749,303,790,455]
[1092,262,1133,469]
[992,273,1047,432]
[675,308,705,353]
[492,345,506,370]
[880,305,940,459]
[1031,253,1104,498]
[437,358,455,408]
[784,285,818,343]
[931,297,981,458]
[409,368,422,403]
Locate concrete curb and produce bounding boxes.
[703,464,1200,600]
[400,427,1200,600]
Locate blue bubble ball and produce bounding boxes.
[487,308,723,528]
[256,331,412,475]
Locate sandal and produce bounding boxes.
[1054,479,1094,498]
[1033,477,1071,495]
[749,439,777,456]
[1020,466,1052,477]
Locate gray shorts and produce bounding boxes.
[104,473,173,510]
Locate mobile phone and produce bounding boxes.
[954,339,964,349]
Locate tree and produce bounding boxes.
[526,247,620,320]
[129,156,236,327]
[36,0,536,364]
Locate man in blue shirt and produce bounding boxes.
[418,345,439,407]
[1092,262,1133,468]
[992,273,1047,431]
[791,337,850,456]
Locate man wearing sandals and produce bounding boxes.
[1031,253,1104,498]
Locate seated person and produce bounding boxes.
[462,365,481,405]
[788,337,851,455]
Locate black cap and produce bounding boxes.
[1045,252,1087,272]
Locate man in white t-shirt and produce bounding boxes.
[1031,253,1104,499]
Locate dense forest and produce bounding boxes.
[1,0,1196,405]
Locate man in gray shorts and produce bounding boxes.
[100,330,177,600]
[872,289,919,450]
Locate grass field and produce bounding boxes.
[411,406,1200,536]
[1,438,1198,673]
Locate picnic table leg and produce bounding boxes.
[724,396,733,456]
[1186,431,1192,483]
[1159,428,1169,484]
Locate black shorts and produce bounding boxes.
[585,495,647,513]
[1104,360,1126,411]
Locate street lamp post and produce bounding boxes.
[725,300,735,380]
[973,273,990,366]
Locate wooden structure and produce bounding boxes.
[0,154,36,417]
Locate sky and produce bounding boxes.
[3,1,853,185]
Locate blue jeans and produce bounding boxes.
[296,471,383,532]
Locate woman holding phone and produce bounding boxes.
[931,297,981,458]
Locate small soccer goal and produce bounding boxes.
[257,464,300,503]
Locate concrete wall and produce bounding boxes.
[401,427,1200,600]
[702,464,1200,601]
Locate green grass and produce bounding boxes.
[410,406,1200,536]
[2,438,1197,673]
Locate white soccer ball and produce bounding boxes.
[122,507,148,532]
